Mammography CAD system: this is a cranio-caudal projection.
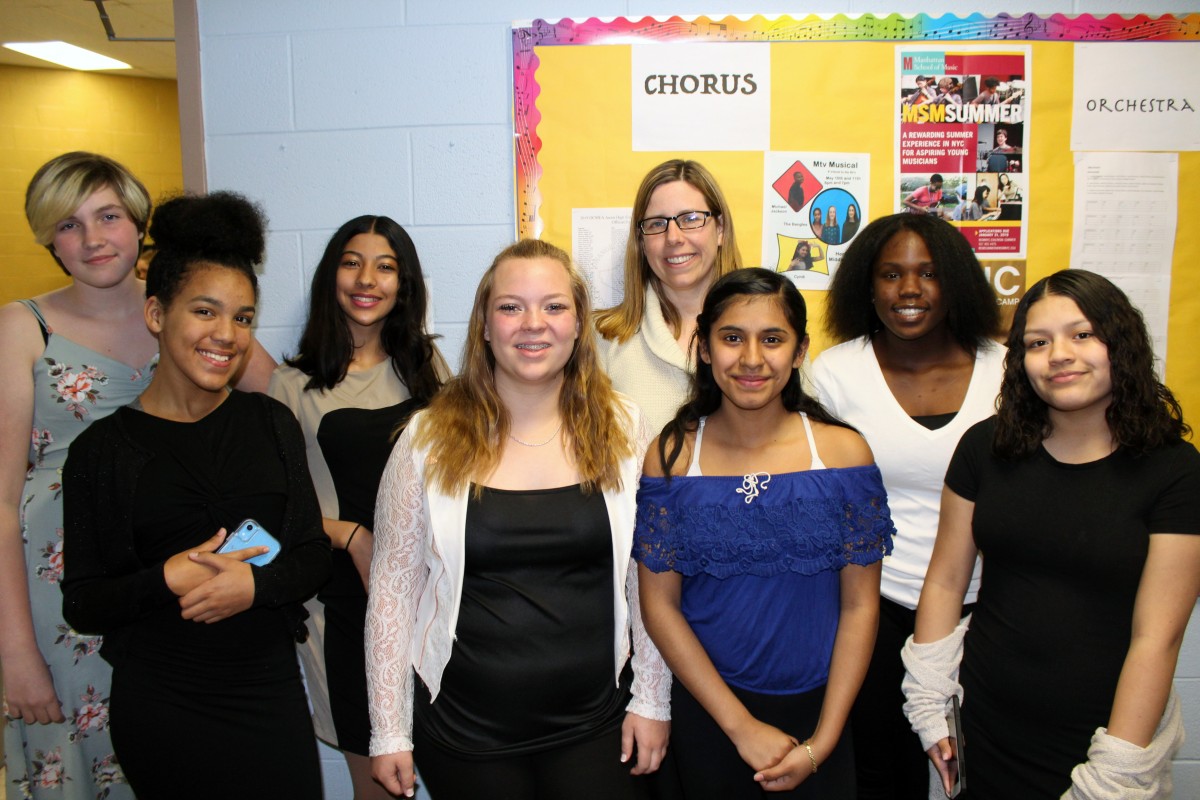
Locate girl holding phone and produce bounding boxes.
[0,152,274,798]
[907,270,1200,798]
[61,192,330,799]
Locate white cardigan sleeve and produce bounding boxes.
[366,422,430,756]
[624,401,672,720]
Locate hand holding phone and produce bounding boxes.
[215,519,281,567]
[944,695,966,798]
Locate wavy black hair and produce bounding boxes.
[285,215,442,402]
[994,269,1188,459]
[146,191,265,306]
[658,267,853,476]
[825,213,998,352]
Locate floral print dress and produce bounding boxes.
[5,300,152,800]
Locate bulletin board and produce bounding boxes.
[511,13,1200,419]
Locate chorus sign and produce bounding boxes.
[631,43,771,152]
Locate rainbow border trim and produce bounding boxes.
[511,12,1200,238]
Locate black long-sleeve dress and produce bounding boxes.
[62,391,331,800]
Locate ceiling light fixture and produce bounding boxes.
[2,41,131,71]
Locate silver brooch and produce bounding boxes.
[736,472,771,504]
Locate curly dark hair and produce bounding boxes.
[825,213,998,352]
[994,269,1188,459]
[146,191,265,306]
[285,215,442,403]
[658,268,853,476]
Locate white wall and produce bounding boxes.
[192,2,1200,797]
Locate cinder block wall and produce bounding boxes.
[192,2,1200,797]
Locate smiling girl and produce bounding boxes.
[368,239,670,799]
[0,153,274,799]
[268,215,445,799]
[813,213,1002,799]
[906,269,1200,799]
[636,268,893,798]
[60,192,329,799]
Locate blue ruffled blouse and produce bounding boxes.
[635,465,894,694]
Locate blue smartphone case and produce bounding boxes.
[216,519,281,566]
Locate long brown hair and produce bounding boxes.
[994,269,1187,459]
[595,160,742,343]
[417,239,633,495]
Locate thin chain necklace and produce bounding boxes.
[509,420,563,447]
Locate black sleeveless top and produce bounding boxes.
[415,484,629,757]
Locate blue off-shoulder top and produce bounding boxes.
[635,465,894,694]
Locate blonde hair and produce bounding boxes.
[25,152,152,248]
[595,159,742,343]
[417,239,633,495]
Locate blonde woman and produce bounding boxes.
[596,159,742,430]
[367,239,670,799]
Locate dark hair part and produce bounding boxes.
[658,268,853,476]
[994,269,1188,458]
[825,213,998,351]
[145,192,265,307]
[285,215,442,404]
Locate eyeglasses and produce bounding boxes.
[637,211,713,235]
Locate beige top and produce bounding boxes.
[267,360,411,518]
[597,291,693,433]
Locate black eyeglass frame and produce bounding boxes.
[637,210,714,235]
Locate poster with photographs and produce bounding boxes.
[896,45,1030,258]
[763,151,870,291]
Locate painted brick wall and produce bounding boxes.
[193,2,1200,797]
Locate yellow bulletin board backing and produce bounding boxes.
[512,14,1200,420]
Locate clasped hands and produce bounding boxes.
[163,528,264,624]
[733,717,818,792]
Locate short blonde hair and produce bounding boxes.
[25,151,151,247]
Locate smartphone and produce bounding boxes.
[215,519,281,567]
[945,694,966,798]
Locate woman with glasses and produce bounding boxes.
[596,160,742,431]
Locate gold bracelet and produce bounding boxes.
[346,524,361,550]
[803,740,817,774]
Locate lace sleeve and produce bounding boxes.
[625,556,672,720]
[624,403,672,719]
[366,422,429,756]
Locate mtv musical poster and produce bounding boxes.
[764,151,870,291]
[895,45,1031,258]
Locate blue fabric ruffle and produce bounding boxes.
[635,465,894,579]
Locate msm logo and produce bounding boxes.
[903,56,913,70]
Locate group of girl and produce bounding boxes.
[2,152,1195,800]
[808,205,860,248]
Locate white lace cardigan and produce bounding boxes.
[365,399,672,756]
